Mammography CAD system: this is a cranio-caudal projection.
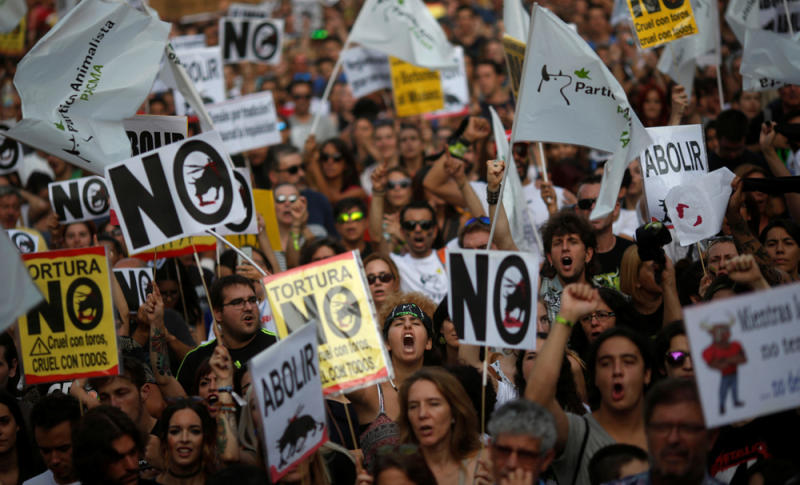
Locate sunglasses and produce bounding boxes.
[279,164,303,175]
[577,198,597,210]
[401,219,435,231]
[464,216,490,227]
[337,211,364,223]
[387,178,412,190]
[665,350,691,367]
[275,194,299,204]
[321,152,343,163]
[367,272,394,285]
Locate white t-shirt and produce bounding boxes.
[23,470,80,485]
[613,208,640,239]
[469,180,566,228]
[390,252,448,303]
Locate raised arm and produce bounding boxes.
[760,121,800,221]
[210,344,241,463]
[726,177,772,266]
[486,160,518,251]
[147,285,186,399]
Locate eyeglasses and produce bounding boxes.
[464,216,490,227]
[337,211,365,223]
[387,178,412,190]
[367,272,394,285]
[577,198,597,210]
[647,421,705,436]
[321,153,343,163]
[222,296,259,308]
[275,194,299,204]
[578,311,615,325]
[665,350,691,367]
[278,164,303,175]
[491,444,541,464]
[401,219,435,231]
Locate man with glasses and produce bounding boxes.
[334,197,373,258]
[575,175,632,290]
[177,275,277,394]
[287,79,337,152]
[389,200,448,303]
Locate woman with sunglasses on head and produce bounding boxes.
[273,183,327,270]
[305,138,367,205]
[362,254,401,308]
[368,165,415,254]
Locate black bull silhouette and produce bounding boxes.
[276,405,325,468]
[187,158,224,206]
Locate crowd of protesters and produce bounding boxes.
[1,0,800,484]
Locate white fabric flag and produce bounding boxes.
[0,0,26,33]
[504,0,529,42]
[349,0,457,69]
[513,5,651,220]
[740,29,800,86]
[665,168,735,246]
[0,231,43,332]
[489,106,540,254]
[4,0,170,174]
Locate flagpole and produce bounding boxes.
[714,64,725,109]
[310,38,353,134]
[537,142,549,183]
[782,0,795,35]
[206,229,268,277]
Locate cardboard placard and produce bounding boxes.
[220,17,283,65]
[123,115,188,156]
[6,229,41,254]
[113,267,154,313]
[627,0,699,48]
[425,46,469,120]
[173,47,226,117]
[341,47,392,99]
[390,57,444,118]
[48,176,110,223]
[206,92,281,154]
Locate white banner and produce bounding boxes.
[250,323,327,482]
[640,124,707,226]
[0,231,43,332]
[228,2,276,18]
[206,91,281,154]
[172,47,226,117]
[220,17,283,65]
[684,283,800,428]
[665,167,735,246]
[113,267,153,313]
[48,175,110,223]
[214,167,258,236]
[5,0,170,174]
[105,130,246,253]
[0,121,22,176]
[124,115,188,156]
[341,47,392,99]
[0,0,26,33]
[426,46,470,119]
[292,0,323,34]
[170,34,206,51]
[6,229,39,254]
[447,249,539,350]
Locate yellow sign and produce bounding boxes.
[502,34,526,99]
[264,252,392,395]
[627,0,698,49]
[20,247,120,385]
[131,236,217,261]
[0,17,25,56]
[390,57,444,118]
[221,189,281,251]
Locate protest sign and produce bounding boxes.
[105,130,246,253]
[172,47,226,117]
[113,267,153,313]
[124,115,188,156]
[228,2,276,18]
[0,15,25,55]
[48,176,110,223]
[0,0,25,33]
[0,231,42,332]
[6,229,40,254]
[640,124,707,226]
[250,323,327,482]
[215,167,258,236]
[130,236,217,261]
[426,47,469,120]
[19,246,120,384]
[684,283,800,428]
[4,0,169,174]
[627,0,699,48]
[447,249,540,350]
[665,167,735,246]
[390,57,444,118]
[264,252,392,394]
[341,47,392,99]
[0,121,22,176]
[220,17,283,65]
[758,0,800,33]
[502,35,526,99]
[254,188,282,251]
[206,92,281,154]
[170,34,206,51]
[292,0,322,34]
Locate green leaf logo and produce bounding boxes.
[54,120,64,131]
[575,68,591,80]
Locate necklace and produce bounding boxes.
[389,378,397,391]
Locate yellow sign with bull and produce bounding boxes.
[263,251,392,395]
[627,0,698,49]
[19,246,120,384]
[390,56,444,118]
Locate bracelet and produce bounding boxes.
[486,187,500,205]
[291,232,301,250]
[555,315,575,328]
[448,140,469,159]
[219,406,237,412]
[217,386,234,393]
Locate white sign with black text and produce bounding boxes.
[170,34,207,51]
[48,175,110,223]
[113,267,153,313]
[684,283,800,428]
[250,323,327,483]
[341,47,391,99]
[447,249,539,350]
[427,46,469,119]
[172,47,226,117]
[123,115,188,156]
[0,121,22,176]
[640,124,707,226]
[105,130,246,253]
[228,2,276,18]
[206,91,281,154]
[220,17,283,65]
[214,167,258,236]
[292,0,322,33]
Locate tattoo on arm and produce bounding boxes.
[728,218,771,266]
[151,327,172,377]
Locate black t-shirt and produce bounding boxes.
[593,236,634,290]
[176,328,277,394]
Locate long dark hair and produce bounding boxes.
[159,398,218,476]
[0,390,44,480]
[156,258,203,327]
[321,137,361,191]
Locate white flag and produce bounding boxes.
[504,0,529,42]
[513,5,651,219]
[0,0,26,32]
[5,0,170,174]
[0,232,43,332]
[489,106,540,254]
[740,29,800,86]
[665,168,735,246]
[349,0,457,69]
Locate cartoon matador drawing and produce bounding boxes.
[701,319,747,415]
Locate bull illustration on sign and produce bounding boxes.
[74,287,102,323]
[502,276,528,329]
[538,64,572,106]
[277,404,325,467]
[187,158,225,206]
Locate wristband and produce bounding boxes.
[291,233,301,250]
[448,140,469,159]
[486,187,500,205]
[217,386,234,393]
[219,406,237,413]
[555,315,575,328]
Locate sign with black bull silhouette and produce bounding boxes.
[447,249,540,350]
[18,246,120,384]
[249,323,327,482]
[220,17,283,65]
[6,229,41,254]
[105,130,246,254]
[48,176,110,223]
[264,251,393,395]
